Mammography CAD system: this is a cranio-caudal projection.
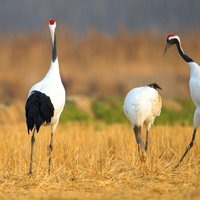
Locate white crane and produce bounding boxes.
[123,83,162,161]
[163,34,199,168]
[25,20,66,175]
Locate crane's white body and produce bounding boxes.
[188,62,200,129]
[123,86,161,130]
[29,58,65,129]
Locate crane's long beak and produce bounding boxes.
[162,43,171,58]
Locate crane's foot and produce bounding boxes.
[28,171,33,176]
[138,144,146,162]
[48,168,51,175]
[174,162,180,169]
[48,147,52,175]
[140,151,146,163]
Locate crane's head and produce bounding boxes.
[49,20,56,28]
[162,34,181,58]
[49,20,56,40]
[147,83,162,90]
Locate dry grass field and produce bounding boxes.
[0,121,200,200]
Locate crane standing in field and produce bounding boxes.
[163,34,200,168]
[25,20,65,175]
[123,83,162,161]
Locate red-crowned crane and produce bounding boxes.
[123,83,162,161]
[163,34,200,168]
[25,20,66,175]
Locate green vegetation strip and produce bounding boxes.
[60,96,195,126]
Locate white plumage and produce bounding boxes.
[123,83,162,161]
[163,34,200,168]
[25,20,65,175]
[28,57,65,129]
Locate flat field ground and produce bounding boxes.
[0,122,200,200]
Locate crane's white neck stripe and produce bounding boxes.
[49,24,57,62]
[168,35,185,53]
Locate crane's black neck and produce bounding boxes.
[52,33,57,62]
[175,40,193,63]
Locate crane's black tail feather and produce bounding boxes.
[25,91,54,134]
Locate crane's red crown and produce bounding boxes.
[50,20,56,25]
[167,34,175,39]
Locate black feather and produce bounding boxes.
[147,83,162,90]
[25,91,54,134]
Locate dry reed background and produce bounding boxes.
[0,122,200,199]
[1,29,200,102]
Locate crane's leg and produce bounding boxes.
[145,130,149,152]
[145,124,151,152]
[133,126,146,162]
[48,120,58,174]
[48,132,54,175]
[29,127,36,175]
[175,128,197,168]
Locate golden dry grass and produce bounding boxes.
[0,122,200,199]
